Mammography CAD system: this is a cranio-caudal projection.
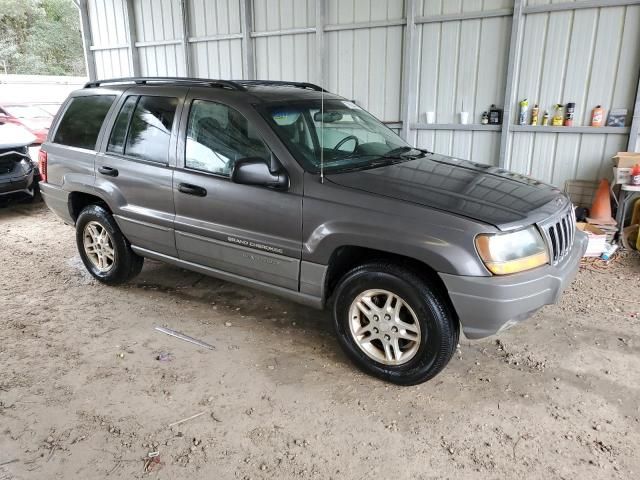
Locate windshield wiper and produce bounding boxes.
[325,147,429,174]
[380,146,428,160]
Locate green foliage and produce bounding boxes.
[0,0,85,76]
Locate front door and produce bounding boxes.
[173,91,302,290]
[95,86,186,257]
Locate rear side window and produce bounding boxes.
[111,96,178,164]
[53,95,115,150]
[107,96,137,154]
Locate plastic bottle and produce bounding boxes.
[489,105,503,125]
[542,111,550,126]
[552,104,564,126]
[530,104,539,126]
[591,105,604,127]
[631,164,640,186]
[518,99,529,125]
[564,102,575,127]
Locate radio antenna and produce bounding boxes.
[320,84,324,183]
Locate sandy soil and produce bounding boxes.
[1,201,639,479]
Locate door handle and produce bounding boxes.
[178,183,207,197]
[98,166,119,177]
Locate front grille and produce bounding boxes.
[538,205,576,266]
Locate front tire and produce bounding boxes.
[332,262,459,385]
[21,181,40,203]
[75,204,143,285]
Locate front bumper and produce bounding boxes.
[0,168,35,197]
[439,230,588,339]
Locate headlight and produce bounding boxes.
[475,226,549,275]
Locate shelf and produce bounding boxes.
[511,125,630,134]
[411,123,501,131]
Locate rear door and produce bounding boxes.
[172,88,303,290]
[96,86,187,257]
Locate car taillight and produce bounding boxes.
[38,149,48,183]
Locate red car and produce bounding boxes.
[0,104,56,145]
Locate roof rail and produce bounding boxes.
[234,80,327,92]
[83,77,246,91]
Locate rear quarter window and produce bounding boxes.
[53,95,116,150]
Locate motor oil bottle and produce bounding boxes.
[489,105,503,125]
[591,105,604,127]
[518,99,529,125]
[552,104,564,126]
[542,110,550,126]
[630,164,640,186]
[530,104,539,126]
[564,102,575,126]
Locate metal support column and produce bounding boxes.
[240,0,255,80]
[400,0,417,141]
[180,0,192,76]
[498,0,524,169]
[315,0,328,88]
[627,68,640,152]
[124,0,141,76]
[77,0,97,80]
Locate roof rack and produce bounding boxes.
[234,80,327,92]
[83,77,246,91]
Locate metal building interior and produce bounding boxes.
[75,0,640,191]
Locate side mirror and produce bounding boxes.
[230,157,289,190]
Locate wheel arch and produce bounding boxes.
[323,245,455,313]
[68,191,113,223]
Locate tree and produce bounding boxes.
[0,0,85,75]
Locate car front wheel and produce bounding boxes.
[332,262,459,385]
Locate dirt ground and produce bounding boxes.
[1,201,639,480]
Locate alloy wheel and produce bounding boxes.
[82,221,116,273]
[348,289,422,366]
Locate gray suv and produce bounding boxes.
[39,77,587,385]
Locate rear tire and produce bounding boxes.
[75,204,143,285]
[332,262,459,385]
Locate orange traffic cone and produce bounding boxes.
[587,179,615,224]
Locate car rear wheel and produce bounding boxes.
[76,204,143,285]
[332,262,459,385]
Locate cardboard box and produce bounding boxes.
[612,152,640,168]
[576,222,607,257]
[613,166,632,185]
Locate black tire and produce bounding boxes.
[75,204,144,285]
[332,262,459,385]
[21,181,40,203]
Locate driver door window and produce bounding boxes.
[185,100,270,176]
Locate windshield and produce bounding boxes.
[261,99,424,173]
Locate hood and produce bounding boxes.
[326,153,565,230]
[0,123,37,149]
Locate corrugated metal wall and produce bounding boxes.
[87,0,132,78]
[190,0,244,79]
[508,2,640,188]
[253,0,317,82]
[413,0,513,166]
[326,0,404,122]
[81,0,640,188]
[134,0,186,76]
